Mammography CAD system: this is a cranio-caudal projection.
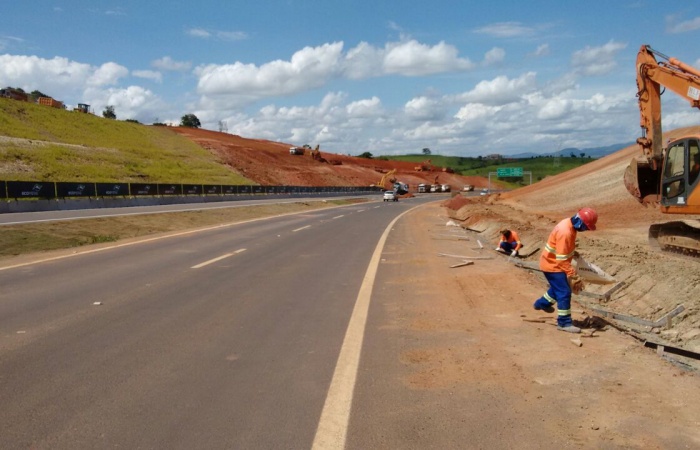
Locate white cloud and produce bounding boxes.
[187,28,211,38]
[194,38,476,110]
[483,47,505,66]
[666,15,700,33]
[0,35,24,51]
[532,44,550,57]
[152,56,191,72]
[404,96,447,121]
[84,85,167,122]
[458,72,538,106]
[343,41,384,79]
[186,28,248,41]
[87,62,129,86]
[132,70,163,83]
[571,41,627,76]
[0,54,93,94]
[195,42,344,100]
[346,97,382,118]
[382,40,474,76]
[537,97,573,120]
[473,22,536,38]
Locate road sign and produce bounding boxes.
[496,167,523,177]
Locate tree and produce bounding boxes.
[358,151,373,159]
[180,113,201,128]
[422,148,431,155]
[218,120,228,133]
[29,90,49,102]
[580,152,586,158]
[102,105,116,119]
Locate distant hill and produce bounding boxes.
[510,142,634,159]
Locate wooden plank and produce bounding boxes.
[450,261,474,268]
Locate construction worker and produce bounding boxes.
[532,207,598,333]
[495,228,523,256]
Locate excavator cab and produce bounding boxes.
[657,138,700,208]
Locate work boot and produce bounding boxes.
[557,325,581,334]
[533,303,555,313]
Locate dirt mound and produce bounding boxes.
[169,127,489,190]
[444,130,700,353]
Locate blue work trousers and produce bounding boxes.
[533,271,573,327]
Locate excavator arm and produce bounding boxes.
[624,45,700,259]
[625,45,700,202]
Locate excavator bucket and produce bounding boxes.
[624,156,661,203]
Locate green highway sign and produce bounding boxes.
[497,167,523,177]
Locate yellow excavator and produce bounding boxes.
[624,45,700,258]
[372,169,409,195]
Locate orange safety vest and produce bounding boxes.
[539,218,577,276]
[500,230,522,249]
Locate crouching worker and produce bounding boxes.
[495,229,523,257]
[533,207,598,334]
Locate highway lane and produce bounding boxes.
[0,194,379,225]
[0,195,432,449]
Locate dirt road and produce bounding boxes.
[355,201,699,449]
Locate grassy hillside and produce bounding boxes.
[0,98,252,184]
[386,154,595,187]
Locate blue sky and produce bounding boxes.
[2,1,700,156]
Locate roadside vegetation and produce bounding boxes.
[0,199,366,259]
[386,154,595,188]
[0,98,251,184]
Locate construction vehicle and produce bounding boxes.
[309,144,327,163]
[414,159,432,171]
[74,103,90,113]
[374,169,397,190]
[372,169,408,195]
[623,45,700,257]
[289,146,304,155]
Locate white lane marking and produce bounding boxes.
[356,209,365,213]
[311,205,419,450]
[0,206,346,272]
[332,215,345,219]
[293,225,311,232]
[191,248,246,269]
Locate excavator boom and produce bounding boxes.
[625,45,700,258]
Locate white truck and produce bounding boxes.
[289,147,304,155]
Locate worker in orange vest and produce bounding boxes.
[533,207,598,333]
[495,228,523,257]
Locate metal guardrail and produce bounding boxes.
[0,180,381,200]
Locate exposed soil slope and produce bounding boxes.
[169,127,489,190]
[443,125,700,354]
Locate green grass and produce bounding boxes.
[386,154,595,188]
[0,98,253,184]
[0,199,366,258]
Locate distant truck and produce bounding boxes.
[462,185,474,192]
[417,183,427,193]
[441,184,451,192]
[289,147,304,155]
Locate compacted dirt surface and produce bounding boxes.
[441,127,700,357]
[362,201,699,449]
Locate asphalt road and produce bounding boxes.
[0,195,378,225]
[0,196,432,449]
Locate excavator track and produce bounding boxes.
[649,220,700,261]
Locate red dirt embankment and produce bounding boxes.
[170,127,489,190]
[441,126,700,355]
